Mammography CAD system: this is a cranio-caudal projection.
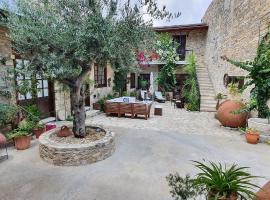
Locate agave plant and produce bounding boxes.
[192,161,260,200]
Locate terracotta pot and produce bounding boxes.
[217,100,248,128]
[0,133,7,144]
[57,126,73,137]
[33,127,46,139]
[245,132,260,144]
[14,135,31,150]
[254,181,270,200]
[208,192,237,200]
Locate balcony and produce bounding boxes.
[138,49,193,66]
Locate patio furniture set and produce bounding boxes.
[106,97,153,120]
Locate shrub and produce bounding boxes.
[24,104,41,124]
[0,103,19,127]
[167,173,204,200]
[182,54,200,111]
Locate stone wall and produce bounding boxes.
[0,26,16,104]
[202,0,270,99]
[186,29,207,69]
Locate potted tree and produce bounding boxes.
[7,120,34,150]
[245,128,260,144]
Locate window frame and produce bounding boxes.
[94,64,107,88]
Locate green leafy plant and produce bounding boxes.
[113,69,128,96]
[24,105,41,124]
[7,120,34,139]
[222,30,270,118]
[192,161,260,200]
[167,173,204,200]
[0,103,19,128]
[155,33,178,92]
[139,78,148,90]
[182,53,200,111]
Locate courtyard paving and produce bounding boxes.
[0,102,270,200]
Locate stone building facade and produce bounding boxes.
[202,0,270,99]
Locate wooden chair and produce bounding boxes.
[133,103,148,120]
[119,103,134,118]
[105,101,119,116]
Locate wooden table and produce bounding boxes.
[154,105,163,116]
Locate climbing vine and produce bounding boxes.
[222,30,270,118]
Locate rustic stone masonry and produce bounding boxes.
[39,125,115,166]
[202,0,270,99]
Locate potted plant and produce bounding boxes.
[192,161,260,200]
[217,83,248,128]
[245,128,260,144]
[33,123,45,139]
[7,120,34,150]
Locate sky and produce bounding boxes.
[151,0,213,27]
[1,0,213,26]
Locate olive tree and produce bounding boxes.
[8,0,179,137]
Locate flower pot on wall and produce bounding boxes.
[57,126,73,137]
[14,135,31,150]
[217,100,248,128]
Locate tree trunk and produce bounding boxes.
[70,84,86,138]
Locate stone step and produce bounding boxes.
[201,96,216,100]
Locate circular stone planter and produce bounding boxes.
[248,118,270,136]
[39,125,115,166]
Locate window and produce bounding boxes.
[15,59,49,100]
[223,74,245,89]
[94,64,107,88]
[173,35,187,60]
[16,59,33,100]
[130,73,136,89]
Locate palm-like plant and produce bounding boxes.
[192,161,260,200]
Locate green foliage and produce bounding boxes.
[155,33,178,92]
[0,103,19,127]
[192,161,260,200]
[223,30,270,118]
[139,78,148,90]
[24,105,41,124]
[113,69,128,96]
[7,120,34,139]
[167,173,204,200]
[96,93,116,112]
[182,53,200,111]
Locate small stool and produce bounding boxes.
[0,133,8,161]
[154,105,163,116]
